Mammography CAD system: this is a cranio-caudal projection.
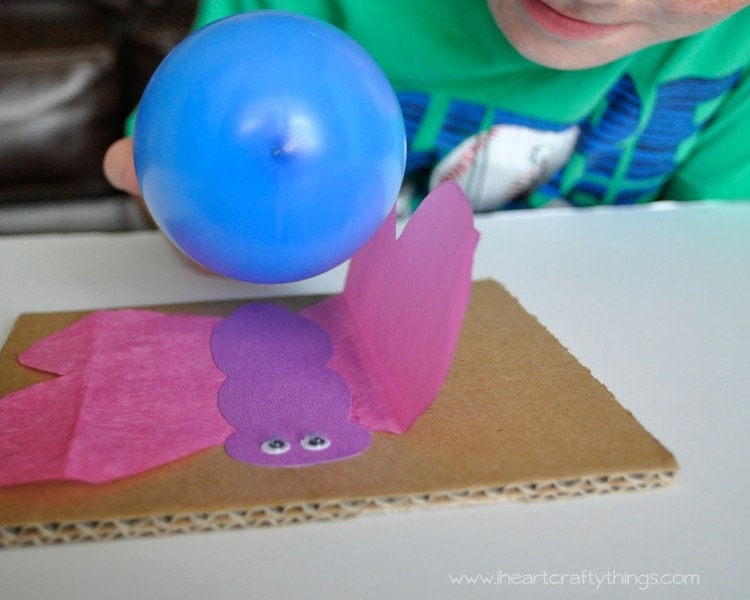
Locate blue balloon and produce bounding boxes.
[134,11,405,283]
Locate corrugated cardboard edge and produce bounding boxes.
[2,470,676,548]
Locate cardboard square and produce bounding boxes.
[0,280,677,547]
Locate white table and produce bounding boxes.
[1,201,748,599]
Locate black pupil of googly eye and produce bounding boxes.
[307,436,327,447]
[268,439,286,450]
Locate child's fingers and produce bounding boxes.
[103,137,141,197]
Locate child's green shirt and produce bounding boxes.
[189,0,750,208]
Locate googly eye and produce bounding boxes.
[300,434,331,451]
[260,438,291,455]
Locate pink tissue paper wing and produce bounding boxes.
[211,303,370,468]
[0,310,231,486]
[302,181,479,433]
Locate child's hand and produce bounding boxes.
[103,137,141,197]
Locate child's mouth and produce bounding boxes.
[522,0,629,41]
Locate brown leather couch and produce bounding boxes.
[0,0,197,233]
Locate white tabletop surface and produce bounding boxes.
[0,201,748,599]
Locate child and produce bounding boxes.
[104,0,750,211]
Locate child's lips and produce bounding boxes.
[522,0,630,41]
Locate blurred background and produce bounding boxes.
[0,0,199,234]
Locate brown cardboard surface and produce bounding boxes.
[0,280,677,547]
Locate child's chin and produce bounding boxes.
[486,0,638,71]
[511,38,629,71]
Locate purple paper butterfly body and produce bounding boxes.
[211,303,371,467]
